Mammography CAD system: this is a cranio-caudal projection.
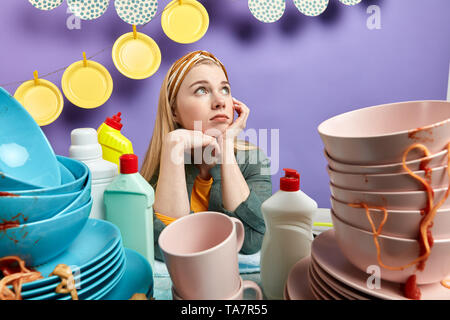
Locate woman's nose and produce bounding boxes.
[211,94,226,110]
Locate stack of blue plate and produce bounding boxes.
[13,219,153,300]
[0,88,153,300]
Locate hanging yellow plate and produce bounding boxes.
[161,0,209,44]
[112,30,162,79]
[14,75,64,126]
[61,55,113,109]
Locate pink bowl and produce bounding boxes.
[330,183,450,210]
[324,149,448,174]
[331,210,450,284]
[327,165,449,192]
[318,100,450,165]
[331,197,450,239]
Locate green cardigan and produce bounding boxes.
[151,148,272,261]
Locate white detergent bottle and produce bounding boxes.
[260,168,318,300]
[69,128,118,220]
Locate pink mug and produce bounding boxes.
[159,211,245,300]
[172,277,263,300]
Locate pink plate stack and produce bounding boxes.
[310,100,450,299]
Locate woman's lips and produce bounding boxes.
[210,114,229,122]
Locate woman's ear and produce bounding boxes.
[171,107,181,126]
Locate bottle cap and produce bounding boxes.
[69,128,102,160]
[280,168,300,191]
[120,154,138,174]
[105,112,123,130]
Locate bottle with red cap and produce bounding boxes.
[104,153,155,268]
[260,168,318,300]
[97,112,134,170]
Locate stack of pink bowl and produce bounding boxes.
[316,100,450,298]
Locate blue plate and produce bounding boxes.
[19,219,122,291]
[77,252,127,300]
[0,87,60,188]
[0,198,92,266]
[102,248,154,300]
[22,240,123,298]
[28,245,126,300]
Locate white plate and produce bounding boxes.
[114,0,158,25]
[28,0,63,10]
[293,0,328,16]
[248,0,285,23]
[67,0,109,20]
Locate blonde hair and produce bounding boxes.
[140,51,256,186]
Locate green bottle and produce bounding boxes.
[104,154,155,268]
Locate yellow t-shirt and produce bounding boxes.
[154,175,213,226]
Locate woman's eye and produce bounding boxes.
[195,87,207,94]
[221,87,230,94]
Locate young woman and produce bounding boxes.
[140,50,272,261]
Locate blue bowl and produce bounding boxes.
[59,162,75,184]
[6,156,89,196]
[0,172,46,191]
[0,87,60,188]
[0,189,83,224]
[53,170,91,218]
[0,197,92,266]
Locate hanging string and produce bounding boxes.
[0,0,184,88]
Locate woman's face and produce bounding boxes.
[173,63,234,137]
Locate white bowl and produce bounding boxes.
[324,149,448,174]
[327,165,449,192]
[331,196,450,239]
[331,210,450,284]
[330,183,450,210]
[318,100,450,165]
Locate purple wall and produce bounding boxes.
[0,0,449,208]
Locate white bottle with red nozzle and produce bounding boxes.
[260,168,318,300]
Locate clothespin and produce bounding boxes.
[33,70,39,86]
[82,52,87,67]
[133,24,137,39]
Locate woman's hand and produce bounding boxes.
[166,129,220,152]
[222,97,250,142]
[164,129,220,167]
[217,97,249,162]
